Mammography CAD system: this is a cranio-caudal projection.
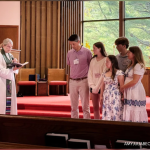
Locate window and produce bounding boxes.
[83,1,150,67]
[125,1,150,67]
[83,1,119,55]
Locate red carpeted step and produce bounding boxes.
[17,96,150,122]
[17,103,97,113]
[148,117,150,123]
[146,108,150,117]
[17,109,150,122]
[17,109,99,119]
[18,103,71,112]
[17,96,99,113]
[18,110,72,118]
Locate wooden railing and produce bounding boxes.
[0,115,150,148]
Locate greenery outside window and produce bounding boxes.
[83,1,150,67]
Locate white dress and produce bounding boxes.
[123,63,148,123]
[102,70,124,121]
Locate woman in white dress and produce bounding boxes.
[88,42,107,119]
[0,38,19,115]
[121,46,148,123]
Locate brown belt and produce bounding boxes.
[70,77,87,81]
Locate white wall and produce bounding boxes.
[0,1,20,48]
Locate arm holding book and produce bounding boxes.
[11,62,29,68]
[12,58,19,72]
[11,58,29,72]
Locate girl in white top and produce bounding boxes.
[88,42,107,119]
[120,46,148,123]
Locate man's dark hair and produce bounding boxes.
[68,34,80,42]
[115,37,129,49]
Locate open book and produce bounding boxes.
[11,62,29,67]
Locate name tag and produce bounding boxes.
[95,73,101,78]
[74,59,79,65]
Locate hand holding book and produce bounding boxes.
[11,62,29,68]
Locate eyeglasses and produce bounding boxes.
[6,45,12,49]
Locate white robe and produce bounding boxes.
[0,53,17,115]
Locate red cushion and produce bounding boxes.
[18,81,36,85]
[49,81,67,85]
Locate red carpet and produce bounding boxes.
[17,95,150,121]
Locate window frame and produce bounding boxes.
[82,1,150,68]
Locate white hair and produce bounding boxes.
[3,38,13,46]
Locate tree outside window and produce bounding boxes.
[83,1,150,67]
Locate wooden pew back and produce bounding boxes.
[18,68,36,81]
[0,115,150,148]
[47,68,66,82]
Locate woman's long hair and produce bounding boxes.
[128,46,145,70]
[91,42,107,60]
[107,55,119,80]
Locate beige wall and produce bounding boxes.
[0,1,20,48]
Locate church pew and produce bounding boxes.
[0,115,150,148]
